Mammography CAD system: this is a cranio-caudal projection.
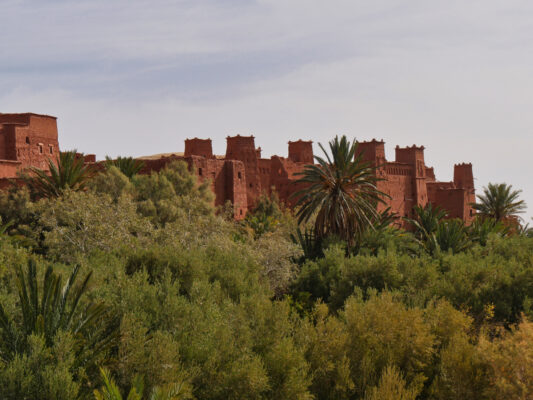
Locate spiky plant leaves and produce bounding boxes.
[404,203,448,241]
[0,260,118,368]
[290,227,323,262]
[23,150,96,199]
[472,183,527,222]
[292,135,388,248]
[468,217,508,245]
[105,156,145,179]
[94,368,129,400]
[435,219,472,254]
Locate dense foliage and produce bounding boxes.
[0,155,532,399]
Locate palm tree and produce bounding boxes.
[435,219,472,254]
[94,368,192,400]
[292,135,388,248]
[24,150,96,198]
[105,156,145,179]
[0,260,117,365]
[472,183,526,222]
[404,203,448,241]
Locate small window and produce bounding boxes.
[240,209,243,215]
[470,209,473,217]
[249,183,253,188]
[39,144,43,154]
[49,145,53,154]
[25,137,30,144]
[238,172,242,179]
[198,167,203,176]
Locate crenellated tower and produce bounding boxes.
[225,135,262,206]
[184,138,214,159]
[454,162,475,221]
[288,140,314,164]
[395,145,428,208]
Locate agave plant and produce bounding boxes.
[0,260,117,365]
[290,227,324,262]
[105,156,145,179]
[24,150,95,198]
[472,183,527,222]
[292,135,388,248]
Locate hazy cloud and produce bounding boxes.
[1,0,532,219]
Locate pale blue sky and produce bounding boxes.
[1,0,532,221]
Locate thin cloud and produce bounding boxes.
[0,0,532,219]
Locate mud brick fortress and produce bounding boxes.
[0,113,475,223]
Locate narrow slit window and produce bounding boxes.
[198,167,203,176]
[39,144,43,154]
[25,137,30,144]
[49,145,53,154]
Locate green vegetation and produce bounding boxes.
[473,182,527,221]
[0,145,531,399]
[23,150,96,199]
[293,135,388,249]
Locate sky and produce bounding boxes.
[1,0,532,221]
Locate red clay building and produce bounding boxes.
[355,139,475,225]
[0,112,475,223]
[0,113,60,188]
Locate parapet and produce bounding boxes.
[395,144,425,165]
[355,138,386,165]
[288,140,313,164]
[226,135,257,158]
[185,137,214,158]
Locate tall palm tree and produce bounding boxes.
[24,150,96,198]
[292,135,388,248]
[472,183,527,222]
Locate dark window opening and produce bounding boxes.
[470,209,473,217]
[198,167,203,176]
[39,145,43,154]
[249,183,253,188]
[25,137,30,144]
[240,209,243,215]
[49,146,53,154]
[238,172,242,179]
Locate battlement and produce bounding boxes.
[0,112,476,225]
[356,139,386,166]
[395,145,425,168]
[185,138,214,159]
[288,140,313,164]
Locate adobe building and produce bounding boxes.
[0,113,60,188]
[355,139,476,224]
[0,112,476,224]
[146,136,475,224]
